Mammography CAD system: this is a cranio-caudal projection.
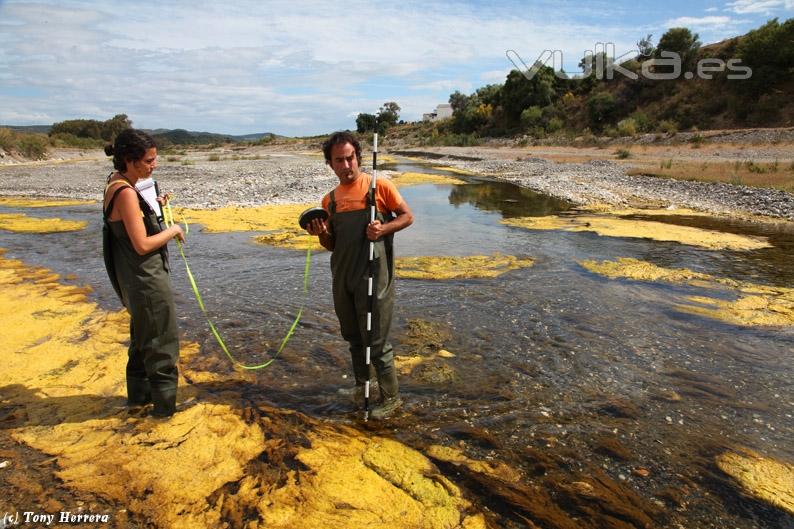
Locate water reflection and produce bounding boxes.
[448,181,573,218]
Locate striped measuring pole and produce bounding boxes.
[364,132,378,421]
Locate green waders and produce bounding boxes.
[103,182,180,416]
[328,191,399,401]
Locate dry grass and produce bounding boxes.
[627,159,794,192]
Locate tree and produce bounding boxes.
[636,34,654,60]
[377,101,401,127]
[655,27,701,69]
[101,114,132,141]
[587,92,617,130]
[449,91,469,113]
[356,113,377,133]
[499,67,556,126]
[737,18,794,93]
[475,84,502,107]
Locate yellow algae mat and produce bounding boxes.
[176,203,319,250]
[581,257,794,326]
[431,166,477,176]
[502,214,770,251]
[1,249,483,528]
[0,212,86,233]
[717,449,794,515]
[0,197,94,208]
[391,172,467,187]
[396,254,534,280]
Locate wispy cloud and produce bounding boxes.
[665,15,736,28]
[726,0,794,14]
[410,79,472,93]
[480,70,511,83]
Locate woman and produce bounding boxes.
[102,128,185,417]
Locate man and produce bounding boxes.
[306,131,414,418]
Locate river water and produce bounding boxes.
[2,161,793,528]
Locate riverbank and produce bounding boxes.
[0,137,792,222]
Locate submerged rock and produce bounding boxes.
[717,448,794,516]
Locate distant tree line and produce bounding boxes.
[49,114,132,142]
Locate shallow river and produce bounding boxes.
[2,161,793,528]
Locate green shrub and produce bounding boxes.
[17,134,49,159]
[630,112,653,133]
[688,133,705,147]
[520,106,543,128]
[658,120,678,134]
[586,92,617,130]
[617,118,637,137]
[49,132,103,149]
[615,148,631,159]
[208,154,221,161]
[0,128,16,151]
[546,117,564,133]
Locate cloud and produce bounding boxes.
[480,70,510,83]
[726,0,794,13]
[410,79,471,93]
[665,16,735,28]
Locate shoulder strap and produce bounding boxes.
[103,182,133,220]
[104,180,154,220]
[328,190,336,216]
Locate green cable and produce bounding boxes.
[164,201,310,370]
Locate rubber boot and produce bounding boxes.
[150,383,177,417]
[126,376,152,406]
[370,396,403,419]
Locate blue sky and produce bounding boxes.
[0,0,791,136]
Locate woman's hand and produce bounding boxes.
[171,224,185,243]
[156,192,171,206]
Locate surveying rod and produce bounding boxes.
[364,132,378,421]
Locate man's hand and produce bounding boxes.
[307,218,335,251]
[306,218,328,236]
[366,220,387,241]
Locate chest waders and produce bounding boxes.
[103,178,180,417]
[328,187,399,411]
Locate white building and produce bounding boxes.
[423,104,454,122]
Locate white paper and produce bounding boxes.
[135,178,162,218]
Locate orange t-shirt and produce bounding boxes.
[322,173,404,214]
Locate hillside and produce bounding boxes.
[391,18,794,146]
